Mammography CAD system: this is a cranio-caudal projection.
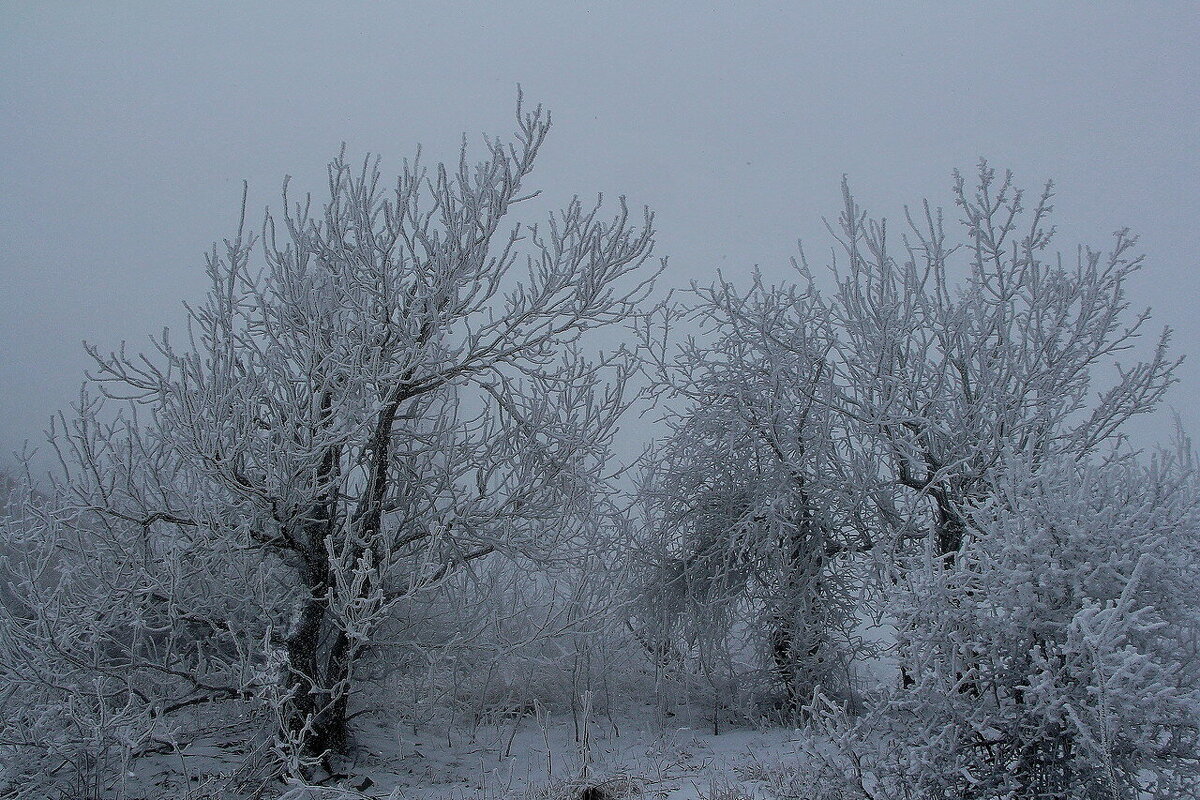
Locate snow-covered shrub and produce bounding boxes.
[756,697,921,800]
[0,453,278,798]
[0,474,150,797]
[890,450,1200,798]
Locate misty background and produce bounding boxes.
[2,2,1197,469]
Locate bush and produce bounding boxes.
[889,450,1200,798]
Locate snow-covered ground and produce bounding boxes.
[318,709,804,800]
[132,705,812,799]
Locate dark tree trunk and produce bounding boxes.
[281,548,356,776]
[283,593,331,770]
[282,599,356,774]
[933,493,965,561]
[277,426,361,776]
[770,506,827,720]
[317,629,354,754]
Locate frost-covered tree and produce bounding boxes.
[825,163,1178,560]
[636,276,873,718]
[636,163,1184,756]
[31,97,657,779]
[713,165,1195,798]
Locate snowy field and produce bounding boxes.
[129,709,812,800]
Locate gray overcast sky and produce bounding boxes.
[2,2,1197,467]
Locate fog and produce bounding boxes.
[3,2,1197,465]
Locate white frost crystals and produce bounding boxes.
[1,116,1197,799]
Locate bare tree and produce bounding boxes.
[53,96,658,778]
[636,275,872,719]
[825,162,1179,560]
